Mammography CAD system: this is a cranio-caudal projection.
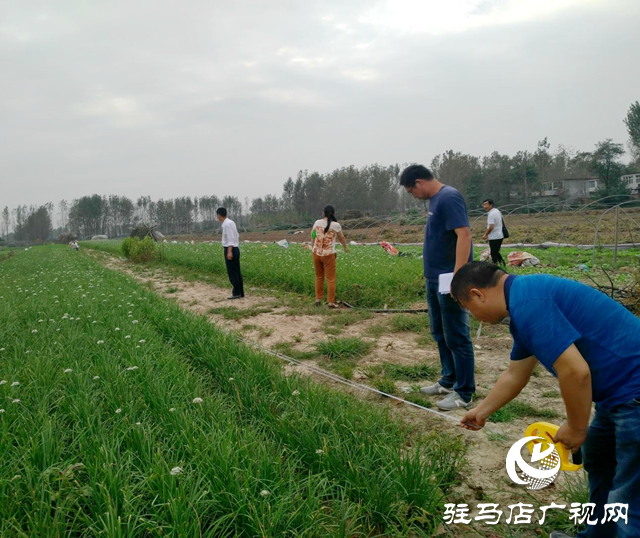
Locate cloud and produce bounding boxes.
[0,0,638,212]
[75,94,151,127]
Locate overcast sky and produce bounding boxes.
[2,0,639,211]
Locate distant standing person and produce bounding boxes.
[482,199,505,265]
[311,205,349,308]
[216,207,244,300]
[400,164,475,410]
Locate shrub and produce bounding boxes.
[129,237,156,263]
[57,233,76,244]
[129,223,156,240]
[121,237,134,258]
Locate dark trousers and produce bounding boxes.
[223,246,244,297]
[426,281,476,402]
[577,400,640,537]
[489,238,505,265]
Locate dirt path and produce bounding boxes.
[86,249,583,536]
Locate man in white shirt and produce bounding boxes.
[481,199,505,265]
[216,207,244,299]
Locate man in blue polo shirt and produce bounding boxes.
[451,261,640,538]
[400,164,475,410]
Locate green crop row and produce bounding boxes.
[0,246,464,536]
[81,240,639,308]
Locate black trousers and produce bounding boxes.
[489,239,505,265]
[223,246,244,297]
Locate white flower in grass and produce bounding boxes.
[138,339,145,343]
[92,321,97,324]
[11,382,19,387]
[0,348,4,351]
[11,399,20,404]
[38,319,43,323]
[170,466,183,476]
[115,408,122,414]
[292,390,300,396]
[64,368,73,373]
[0,409,4,413]
[260,490,270,497]
[136,422,141,426]
[32,329,38,334]
[115,327,120,331]
[135,345,140,349]
[228,377,234,382]
[93,376,100,380]
[132,320,139,324]
[169,408,176,412]
[126,366,139,371]
[192,397,203,404]
[97,340,104,345]
[316,449,324,455]
[125,335,131,339]
[0,380,6,385]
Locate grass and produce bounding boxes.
[542,390,561,398]
[207,305,273,320]
[0,244,465,536]
[270,342,318,361]
[82,240,640,310]
[390,313,430,332]
[165,286,181,293]
[372,377,397,395]
[490,400,560,423]
[364,324,386,337]
[321,310,373,335]
[384,362,438,381]
[315,336,374,360]
[404,393,434,408]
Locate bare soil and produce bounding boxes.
[88,249,587,537]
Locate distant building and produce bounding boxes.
[621,173,640,198]
[538,177,599,203]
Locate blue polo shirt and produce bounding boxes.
[507,274,640,409]
[423,185,473,282]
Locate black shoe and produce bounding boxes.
[227,295,242,300]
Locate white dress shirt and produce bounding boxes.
[221,218,240,247]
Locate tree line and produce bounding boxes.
[2,102,639,242]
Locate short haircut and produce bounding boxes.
[399,164,434,187]
[216,207,227,217]
[482,199,494,206]
[450,261,506,302]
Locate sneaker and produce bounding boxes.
[227,295,242,300]
[436,392,473,411]
[549,532,574,538]
[420,382,453,396]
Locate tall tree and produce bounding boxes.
[303,172,324,218]
[623,101,640,160]
[15,204,53,242]
[281,177,294,213]
[2,206,9,239]
[591,139,626,192]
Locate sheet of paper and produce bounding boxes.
[438,272,454,295]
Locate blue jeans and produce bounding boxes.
[426,281,475,402]
[578,399,640,538]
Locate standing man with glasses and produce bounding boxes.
[217,207,245,300]
[482,199,505,265]
[399,164,476,410]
